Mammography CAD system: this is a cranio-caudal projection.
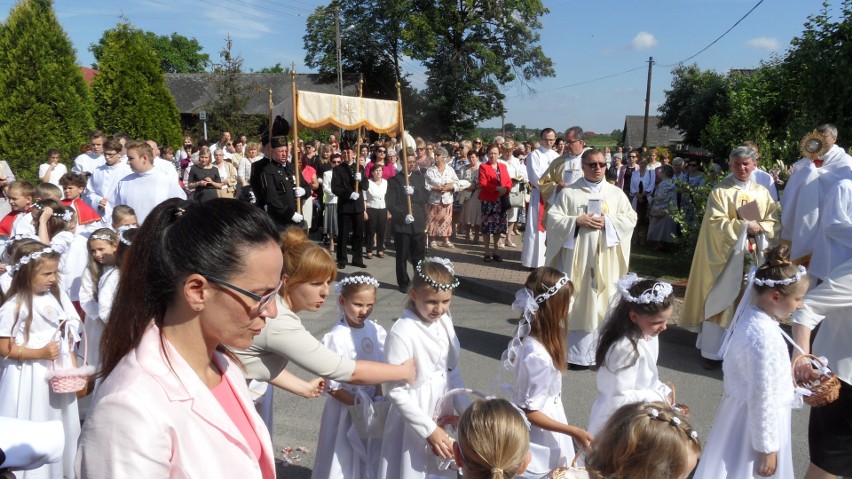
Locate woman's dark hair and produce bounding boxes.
[593,279,673,372]
[98,198,279,379]
[753,244,803,296]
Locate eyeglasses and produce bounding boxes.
[473,141,482,145]
[104,151,119,157]
[584,162,607,169]
[378,149,386,153]
[203,275,281,314]
[566,139,583,145]
[417,147,425,151]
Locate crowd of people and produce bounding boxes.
[0,121,850,479]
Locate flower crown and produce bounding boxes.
[753,265,806,288]
[8,246,54,275]
[617,273,672,304]
[415,257,459,291]
[334,274,380,294]
[116,225,135,246]
[1,234,40,246]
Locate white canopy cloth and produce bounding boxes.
[273,91,400,135]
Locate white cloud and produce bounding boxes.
[202,6,272,40]
[746,37,779,52]
[631,31,657,51]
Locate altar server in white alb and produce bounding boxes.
[545,149,636,368]
[588,275,674,436]
[521,128,558,269]
[694,245,807,479]
[808,177,852,281]
[85,139,132,221]
[109,140,186,223]
[313,273,386,479]
[537,126,591,208]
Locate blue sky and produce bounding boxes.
[1,0,831,135]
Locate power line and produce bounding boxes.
[657,0,766,67]
[505,65,647,98]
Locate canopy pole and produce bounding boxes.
[355,78,363,193]
[290,63,302,215]
[396,82,412,216]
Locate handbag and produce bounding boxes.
[349,390,390,439]
[495,165,512,210]
[45,320,94,394]
[509,190,525,208]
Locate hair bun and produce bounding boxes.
[280,227,307,251]
[763,244,791,268]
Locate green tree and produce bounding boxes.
[203,36,263,139]
[657,64,728,146]
[91,22,182,148]
[257,63,285,74]
[0,0,93,182]
[91,27,210,73]
[406,0,554,138]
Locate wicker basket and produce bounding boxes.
[793,354,840,407]
[45,320,94,394]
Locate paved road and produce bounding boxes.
[269,250,811,478]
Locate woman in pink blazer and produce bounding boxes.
[76,199,282,479]
[478,144,513,262]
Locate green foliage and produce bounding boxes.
[257,63,285,74]
[669,171,717,259]
[0,0,93,183]
[90,22,182,148]
[303,0,553,140]
[204,36,256,138]
[658,65,727,146]
[91,27,210,73]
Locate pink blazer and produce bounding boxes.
[76,323,275,479]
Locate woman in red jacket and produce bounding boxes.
[478,144,513,262]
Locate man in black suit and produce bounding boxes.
[386,149,429,292]
[250,136,307,229]
[331,145,370,268]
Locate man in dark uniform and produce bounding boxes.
[250,134,307,229]
[331,143,370,269]
[386,148,429,292]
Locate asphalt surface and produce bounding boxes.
[270,248,811,478]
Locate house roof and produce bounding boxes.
[164,72,361,115]
[80,66,99,85]
[621,115,684,148]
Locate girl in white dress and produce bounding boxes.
[587,274,674,435]
[694,245,807,479]
[501,266,593,477]
[0,242,84,478]
[378,257,465,479]
[313,272,386,479]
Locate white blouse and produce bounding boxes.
[365,179,388,209]
[425,166,459,205]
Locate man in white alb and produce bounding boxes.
[145,140,180,181]
[538,126,592,207]
[73,130,106,174]
[521,128,558,268]
[109,141,186,223]
[86,138,132,220]
[780,123,852,264]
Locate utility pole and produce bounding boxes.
[642,56,654,148]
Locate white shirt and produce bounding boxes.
[38,163,67,188]
[109,169,187,223]
[86,161,133,216]
[810,179,852,280]
[322,170,337,205]
[526,145,558,188]
[73,152,105,174]
[153,157,179,181]
[365,180,388,209]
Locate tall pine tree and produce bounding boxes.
[91,22,182,148]
[0,0,93,182]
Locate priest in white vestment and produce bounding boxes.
[680,146,780,364]
[521,128,558,268]
[809,178,852,280]
[538,126,591,207]
[109,141,186,224]
[545,149,637,367]
[780,123,852,263]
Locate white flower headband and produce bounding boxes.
[53,210,73,222]
[753,265,807,287]
[502,273,570,370]
[334,274,380,294]
[9,246,55,275]
[617,273,673,304]
[1,234,40,246]
[116,225,135,246]
[647,407,699,441]
[90,233,117,243]
[415,257,460,291]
